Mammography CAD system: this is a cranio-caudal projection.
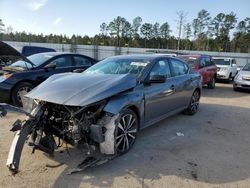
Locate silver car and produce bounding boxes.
[5,55,201,174]
[234,63,250,91]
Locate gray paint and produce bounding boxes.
[25,55,201,130]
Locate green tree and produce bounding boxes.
[108,16,127,46]
[140,23,153,47]
[160,22,171,48]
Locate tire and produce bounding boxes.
[12,82,34,107]
[227,73,232,83]
[184,89,200,115]
[207,77,215,89]
[115,109,139,155]
[233,84,239,92]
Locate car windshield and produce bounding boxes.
[242,63,250,71]
[214,59,230,66]
[178,56,198,67]
[84,57,150,77]
[10,53,54,68]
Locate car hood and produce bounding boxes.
[26,73,137,106]
[0,41,34,67]
[239,71,250,77]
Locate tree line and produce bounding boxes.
[0,9,250,53]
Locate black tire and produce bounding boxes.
[184,89,200,115]
[207,77,215,89]
[227,73,232,83]
[233,84,239,91]
[12,82,34,107]
[115,109,139,155]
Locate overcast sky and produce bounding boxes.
[0,0,249,37]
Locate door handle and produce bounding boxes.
[163,85,175,95]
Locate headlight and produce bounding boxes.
[220,67,227,71]
[3,73,12,79]
[0,74,13,83]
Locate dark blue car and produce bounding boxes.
[0,42,96,106]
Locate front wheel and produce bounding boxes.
[115,109,139,155]
[184,89,200,115]
[12,82,34,107]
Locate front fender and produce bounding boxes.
[103,91,144,127]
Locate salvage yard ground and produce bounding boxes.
[0,83,250,188]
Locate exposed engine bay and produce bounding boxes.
[4,100,119,175]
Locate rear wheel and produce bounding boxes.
[115,109,139,155]
[12,82,34,107]
[207,77,215,89]
[184,89,200,115]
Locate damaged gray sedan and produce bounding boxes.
[5,54,201,174]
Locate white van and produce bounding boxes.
[213,57,237,82]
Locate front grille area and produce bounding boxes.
[242,84,250,88]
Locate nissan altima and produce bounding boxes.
[5,55,202,174]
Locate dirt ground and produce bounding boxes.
[0,83,250,188]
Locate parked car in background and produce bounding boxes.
[178,55,217,89]
[21,46,56,57]
[5,54,202,174]
[233,62,250,91]
[213,57,237,82]
[0,42,97,106]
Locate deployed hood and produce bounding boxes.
[0,41,34,67]
[26,73,137,106]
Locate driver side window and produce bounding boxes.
[150,60,171,78]
[49,56,72,68]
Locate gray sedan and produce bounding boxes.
[6,55,202,174]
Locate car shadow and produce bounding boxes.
[49,102,250,187]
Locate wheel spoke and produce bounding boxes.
[127,117,135,130]
[118,123,124,131]
[127,128,137,133]
[128,133,135,139]
[116,135,124,147]
[116,134,123,140]
[121,116,126,127]
[125,135,129,150]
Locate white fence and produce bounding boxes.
[4,41,250,66]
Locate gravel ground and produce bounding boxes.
[0,83,250,188]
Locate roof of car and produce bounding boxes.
[178,54,210,58]
[108,54,179,61]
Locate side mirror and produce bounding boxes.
[44,64,56,70]
[149,75,166,83]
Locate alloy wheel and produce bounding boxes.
[17,86,32,103]
[115,112,138,154]
[190,90,200,113]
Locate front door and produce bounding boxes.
[144,59,176,124]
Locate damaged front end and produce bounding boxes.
[5,98,119,174]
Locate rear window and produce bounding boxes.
[178,56,198,67]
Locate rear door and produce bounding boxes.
[169,58,192,107]
[72,55,94,71]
